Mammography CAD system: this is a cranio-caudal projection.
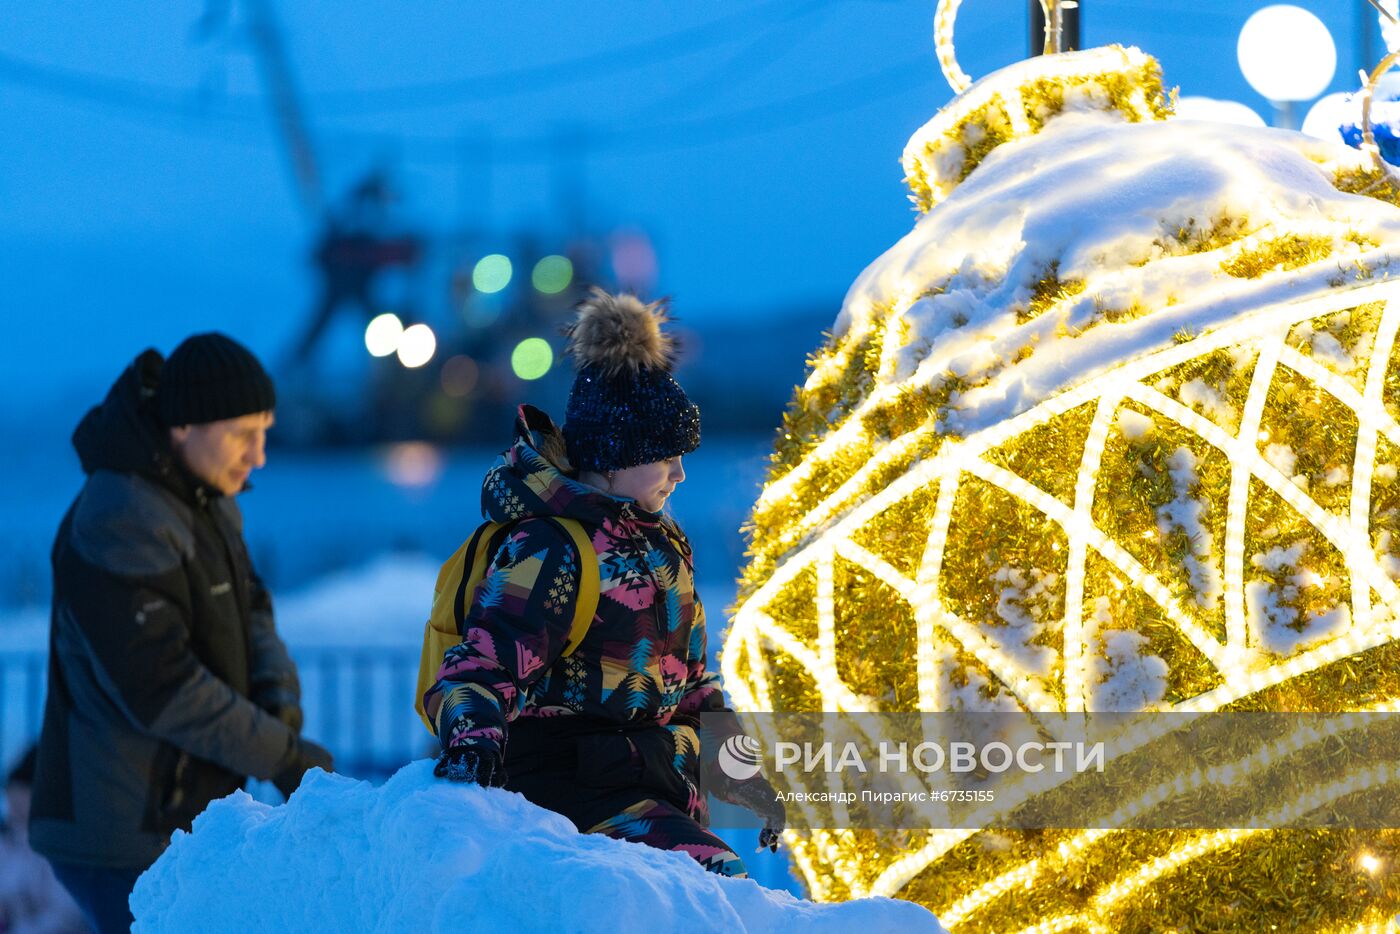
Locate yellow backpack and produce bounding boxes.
[414,517,601,734]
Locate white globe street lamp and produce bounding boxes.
[1300,91,1356,142]
[1237,4,1337,129]
[1174,96,1267,127]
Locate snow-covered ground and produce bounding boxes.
[275,551,443,647]
[131,762,945,933]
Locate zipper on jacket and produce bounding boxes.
[166,751,189,813]
[619,503,674,636]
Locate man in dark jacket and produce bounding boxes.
[29,334,332,934]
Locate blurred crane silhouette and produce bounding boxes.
[199,0,422,370]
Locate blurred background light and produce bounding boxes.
[531,255,573,294]
[364,312,404,357]
[382,441,443,489]
[1237,5,1336,103]
[510,337,553,380]
[608,231,658,292]
[472,254,513,294]
[440,354,479,397]
[396,323,436,368]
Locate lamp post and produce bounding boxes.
[1030,0,1080,57]
[1237,5,1337,129]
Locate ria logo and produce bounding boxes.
[717,734,764,781]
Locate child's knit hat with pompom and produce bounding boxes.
[561,288,700,473]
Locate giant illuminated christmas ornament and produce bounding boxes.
[722,20,1400,933]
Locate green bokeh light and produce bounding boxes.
[472,254,513,293]
[511,337,554,381]
[531,255,573,294]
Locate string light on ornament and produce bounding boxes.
[1340,921,1396,934]
[741,610,874,714]
[1099,762,1398,911]
[1007,915,1094,934]
[1004,758,1400,929]
[934,0,1085,108]
[932,0,972,94]
[1347,296,1400,632]
[759,262,1398,565]
[934,698,1400,926]
[1062,393,1123,712]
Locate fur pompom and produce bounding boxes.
[564,288,675,376]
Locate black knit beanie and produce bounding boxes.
[157,332,276,427]
[561,290,700,473]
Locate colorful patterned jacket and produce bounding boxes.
[423,406,743,819]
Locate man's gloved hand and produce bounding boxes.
[274,737,333,799]
[434,746,506,788]
[721,775,786,853]
[267,703,304,734]
[253,686,304,734]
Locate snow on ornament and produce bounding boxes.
[723,43,1400,931]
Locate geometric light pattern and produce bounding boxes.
[728,284,1400,927]
[733,282,1400,716]
[724,46,1400,930]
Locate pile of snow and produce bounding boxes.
[131,762,944,933]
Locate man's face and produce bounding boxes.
[170,411,274,496]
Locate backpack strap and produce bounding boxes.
[414,520,518,735]
[416,515,601,735]
[462,517,598,649]
[453,520,517,632]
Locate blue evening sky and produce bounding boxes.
[0,1,1371,418]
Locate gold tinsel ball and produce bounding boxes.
[725,47,1400,930]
